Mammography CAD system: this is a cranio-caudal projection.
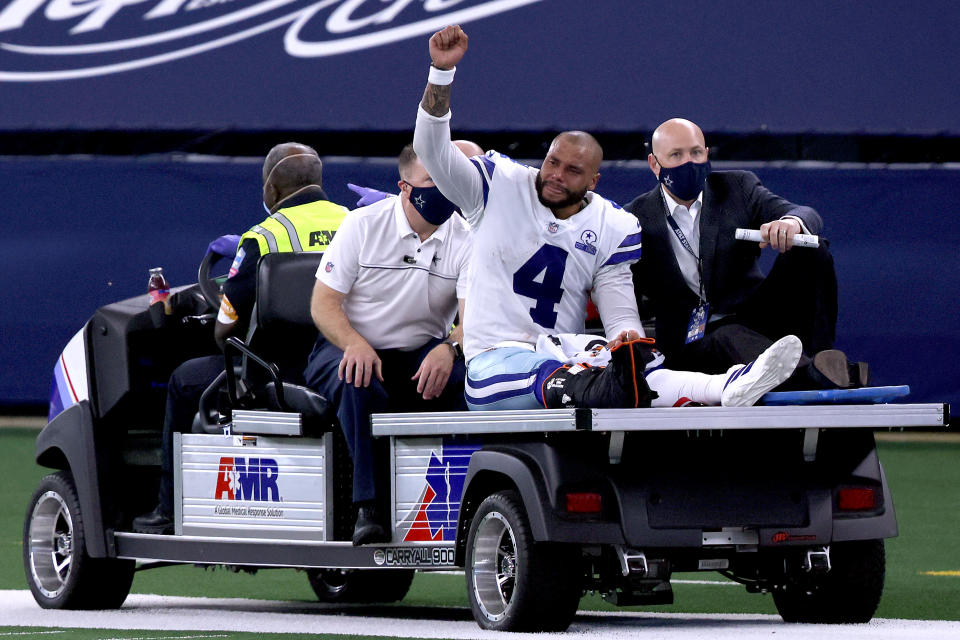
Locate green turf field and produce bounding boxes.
[2,426,958,621]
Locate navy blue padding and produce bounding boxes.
[2,157,958,414]
[0,2,956,135]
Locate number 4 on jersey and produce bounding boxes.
[512,244,568,328]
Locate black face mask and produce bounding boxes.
[656,159,712,201]
[407,184,457,225]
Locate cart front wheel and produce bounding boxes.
[24,471,134,609]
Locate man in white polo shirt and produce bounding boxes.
[304,142,473,545]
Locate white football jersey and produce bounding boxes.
[460,152,642,359]
[413,107,644,361]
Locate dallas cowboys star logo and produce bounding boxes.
[664,175,673,187]
[414,194,426,208]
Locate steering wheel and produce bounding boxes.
[197,251,232,311]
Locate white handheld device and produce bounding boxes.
[735,228,819,248]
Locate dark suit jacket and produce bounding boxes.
[623,170,821,359]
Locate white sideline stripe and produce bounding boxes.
[0,416,45,428]
[2,590,959,640]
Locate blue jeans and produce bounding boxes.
[304,336,466,503]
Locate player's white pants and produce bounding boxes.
[466,348,553,410]
[465,347,728,410]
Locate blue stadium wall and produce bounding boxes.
[2,156,958,410]
[2,0,957,412]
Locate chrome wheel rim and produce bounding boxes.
[470,511,517,621]
[28,491,75,599]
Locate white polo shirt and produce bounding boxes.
[316,195,472,350]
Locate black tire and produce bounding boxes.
[306,568,415,603]
[465,490,582,632]
[772,540,885,623]
[23,471,135,610]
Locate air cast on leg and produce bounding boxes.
[542,335,803,409]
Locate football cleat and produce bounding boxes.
[721,335,803,407]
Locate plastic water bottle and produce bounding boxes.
[148,267,172,314]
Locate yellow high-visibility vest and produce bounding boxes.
[240,199,347,255]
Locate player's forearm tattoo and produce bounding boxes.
[421,83,451,117]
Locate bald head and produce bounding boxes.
[551,131,603,173]
[262,142,318,185]
[650,118,706,159]
[453,139,484,158]
[648,118,710,205]
[262,142,323,210]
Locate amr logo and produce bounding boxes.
[214,457,281,502]
[309,230,335,247]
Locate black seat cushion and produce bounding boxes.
[266,382,331,420]
[256,252,325,330]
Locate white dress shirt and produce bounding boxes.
[316,195,472,351]
[661,186,704,298]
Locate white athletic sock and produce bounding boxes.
[645,367,737,407]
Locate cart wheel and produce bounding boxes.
[465,490,582,631]
[773,539,885,623]
[23,471,135,609]
[306,568,414,603]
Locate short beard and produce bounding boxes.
[535,173,587,211]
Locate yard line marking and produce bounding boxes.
[922,571,960,576]
[0,632,66,636]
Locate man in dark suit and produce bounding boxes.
[623,118,866,388]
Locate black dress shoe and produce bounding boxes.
[352,505,389,546]
[849,361,870,387]
[132,506,173,534]
[810,349,851,388]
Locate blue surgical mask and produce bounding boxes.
[657,159,712,202]
[407,184,457,225]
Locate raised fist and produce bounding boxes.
[429,25,468,70]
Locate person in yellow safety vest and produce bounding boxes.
[132,142,346,535]
[215,143,348,348]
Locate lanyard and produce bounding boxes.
[665,213,698,259]
[663,196,706,303]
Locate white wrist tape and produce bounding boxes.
[428,65,456,85]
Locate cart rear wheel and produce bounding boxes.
[465,490,582,631]
[773,539,885,623]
